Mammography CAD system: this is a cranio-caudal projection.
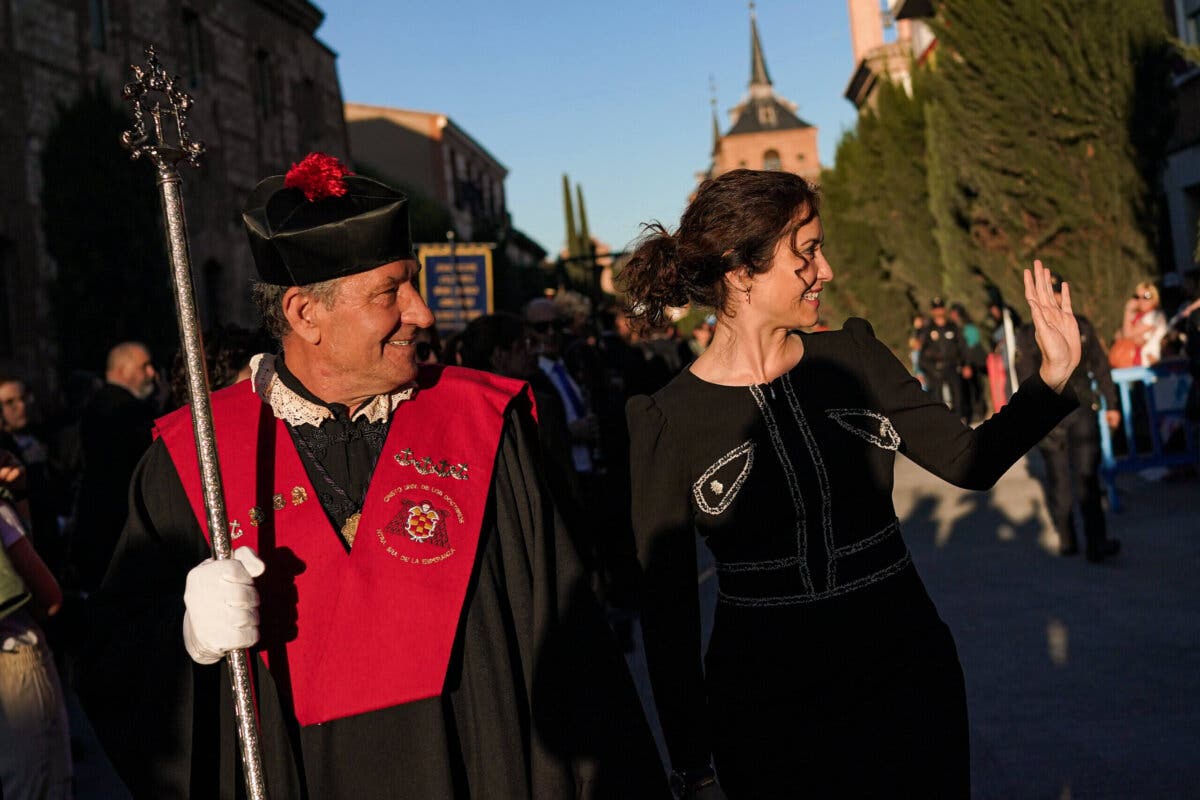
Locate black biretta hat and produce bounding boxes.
[242,153,415,286]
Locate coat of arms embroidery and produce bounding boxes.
[384,499,451,547]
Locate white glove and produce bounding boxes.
[182,546,266,665]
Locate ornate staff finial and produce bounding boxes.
[121,44,204,168]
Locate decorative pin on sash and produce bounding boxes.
[395,448,469,480]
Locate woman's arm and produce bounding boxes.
[627,396,714,777]
[0,503,61,617]
[4,537,61,616]
[850,318,1077,490]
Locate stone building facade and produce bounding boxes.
[844,0,935,111]
[344,102,509,243]
[0,0,348,386]
[1164,0,1200,273]
[704,9,820,183]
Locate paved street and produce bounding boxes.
[896,454,1200,800]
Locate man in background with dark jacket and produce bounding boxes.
[74,342,157,591]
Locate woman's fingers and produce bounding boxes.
[1059,281,1073,316]
[1024,268,1038,307]
[1035,260,1056,312]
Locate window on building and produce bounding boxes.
[256,50,275,118]
[89,0,110,52]
[184,10,205,88]
[757,102,777,127]
[763,149,782,171]
[1177,0,1200,43]
[298,78,321,149]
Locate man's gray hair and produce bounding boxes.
[252,279,341,341]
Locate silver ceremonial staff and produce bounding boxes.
[121,45,268,800]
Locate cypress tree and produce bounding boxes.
[925,0,1175,337]
[820,128,916,353]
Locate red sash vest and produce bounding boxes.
[156,364,527,726]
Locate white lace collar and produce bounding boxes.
[249,353,415,427]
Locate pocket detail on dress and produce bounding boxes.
[693,441,755,516]
[825,409,901,451]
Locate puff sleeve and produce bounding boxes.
[626,395,713,775]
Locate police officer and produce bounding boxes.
[1015,273,1122,562]
[918,297,971,418]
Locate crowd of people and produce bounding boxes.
[0,155,1196,798]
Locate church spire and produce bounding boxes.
[710,75,721,155]
[749,2,772,88]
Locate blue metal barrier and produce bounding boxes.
[1098,360,1197,512]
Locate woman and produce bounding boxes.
[621,170,1081,798]
[1120,281,1168,365]
[0,451,71,799]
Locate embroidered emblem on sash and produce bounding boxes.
[395,448,469,480]
[249,506,264,527]
[272,494,286,511]
[376,484,462,564]
[400,502,448,546]
[230,520,244,540]
[291,486,308,506]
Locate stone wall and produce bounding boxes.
[0,0,348,394]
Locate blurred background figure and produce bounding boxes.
[1115,281,1168,367]
[413,324,441,365]
[74,342,159,594]
[908,313,927,386]
[168,325,268,408]
[1016,274,1121,562]
[0,449,71,799]
[950,303,989,422]
[688,315,715,359]
[918,297,970,419]
[526,297,600,478]
[0,378,66,572]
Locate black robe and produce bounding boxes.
[81,392,667,799]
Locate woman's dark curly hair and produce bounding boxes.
[618,169,820,328]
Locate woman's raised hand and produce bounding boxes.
[1024,260,1081,393]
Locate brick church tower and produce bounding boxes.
[707,6,821,182]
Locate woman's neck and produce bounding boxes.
[689,321,804,386]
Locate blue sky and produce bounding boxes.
[316,0,861,255]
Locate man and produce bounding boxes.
[525,297,600,477]
[1015,274,1121,562]
[918,297,971,419]
[74,342,158,592]
[82,154,664,798]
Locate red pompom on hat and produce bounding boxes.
[284,152,354,202]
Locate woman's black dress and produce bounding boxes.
[627,319,1076,798]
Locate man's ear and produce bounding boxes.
[281,288,322,345]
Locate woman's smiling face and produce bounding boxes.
[741,213,833,330]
